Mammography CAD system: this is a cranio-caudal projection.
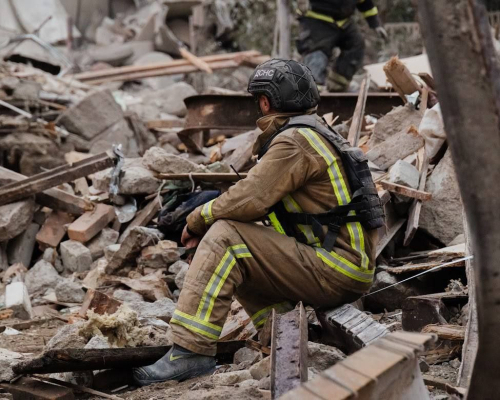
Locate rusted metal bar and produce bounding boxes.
[417,0,500,398]
[270,302,308,399]
[0,152,116,206]
[279,331,435,400]
[178,93,403,152]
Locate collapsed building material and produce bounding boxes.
[79,289,122,318]
[36,211,75,249]
[0,197,35,242]
[25,260,59,295]
[119,198,161,242]
[279,332,435,400]
[270,303,308,399]
[60,240,93,273]
[86,228,120,260]
[67,204,115,243]
[383,56,423,102]
[380,180,432,201]
[5,282,33,320]
[317,304,389,354]
[156,172,247,182]
[7,222,39,267]
[1,377,75,400]
[0,151,116,206]
[347,75,370,147]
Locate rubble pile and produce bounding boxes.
[0,1,471,399]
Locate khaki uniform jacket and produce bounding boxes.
[186,112,377,277]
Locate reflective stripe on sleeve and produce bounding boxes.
[362,6,378,18]
[201,199,215,227]
[170,310,223,340]
[196,245,253,322]
[251,301,294,328]
[297,128,371,279]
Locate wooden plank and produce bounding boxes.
[0,166,92,215]
[403,157,430,246]
[383,56,422,102]
[380,180,432,201]
[1,377,74,400]
[422,324,465,341]
[68,204,115,243]
[179,46,213,73]
[0,152,116,206]
[36,211,75,249]
[376,218,406,258]
[33,376,123,400]
[347,75,370,147]
[270,303,308,399]
[72,50,260,81]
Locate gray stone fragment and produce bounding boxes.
[142,146,206,174]
[388,160,420,189]
[234,347,260,365]
[25,260,59,295]
[366,129,424,170]
[7,222,39,267]
[0,348,24,382]
[258,377,271,390]
[127,298,176,322]
[369,104,423,147]
[133,52,180,89]
[56,89,124,140]
[43,248,64,273]
[104,244,121,260]
[420,150,464,244]
[0,198,36,242]
[60,240,93,273]
[85,335,110,349]
[55,280,86,303]
[45,322,87,351]
[142,82,197,117]
[113,289,144,303]
[448,233,465,247]
[307,342,345,373]
[249,356,271,380]
[92,158,161,195]
[106,227,163,274]
[175,262,189,290]
[168,260,188,275]
[5,282,33,320]
[89,118,139,157]
[86,228,119,260]
[211,370,252,386]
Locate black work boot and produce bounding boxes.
[133,344,216,386]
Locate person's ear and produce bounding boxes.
[259,95,271,115]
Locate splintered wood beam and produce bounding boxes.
[270,302,308,399]
[383,56,422,102]
[347,75,370,147]
[380,180,432,201]
[0,167,92,215]
[404,156,430,246]
[0,152,116,206]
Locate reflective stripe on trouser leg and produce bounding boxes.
[196,245,252,321]
[170,244,252,340]
[251,301,295,328]
[297,128,371,280]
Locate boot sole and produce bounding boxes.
[133,364,216,387]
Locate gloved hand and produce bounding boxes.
[375,26,389,42]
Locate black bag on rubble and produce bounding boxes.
[157,190,220,239]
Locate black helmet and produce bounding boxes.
[247,59,320,112]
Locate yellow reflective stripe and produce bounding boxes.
[268,212,286,235]
[336,18,349,28]
[201,199,215,226]
[171,310,222,340]
[316,248,374,283]
[282,195,320,246]
[304,10,335,23]
[196,245,253,322]
[251,302,294,328]
[363,6,378,18]
[298,128,371,273]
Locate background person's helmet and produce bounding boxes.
[247,59,320,112]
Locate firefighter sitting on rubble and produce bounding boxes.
[296,0,387,91]
[133,59,384,385]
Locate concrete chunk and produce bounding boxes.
[420,150,464,244]
[388,160,420,189]
[0,348,24,382]
[60,240,93,273]
[56,89,124,140]
[25,260,60,295]
[127,298,176,321]
[0,198,35,242]
[55,280,86,304]
[307,342,345,373]
[113,289,144,303]
[143,146,206,174]
[86,228,119,260]
[7,222,39,267]
[5,282,33,320]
